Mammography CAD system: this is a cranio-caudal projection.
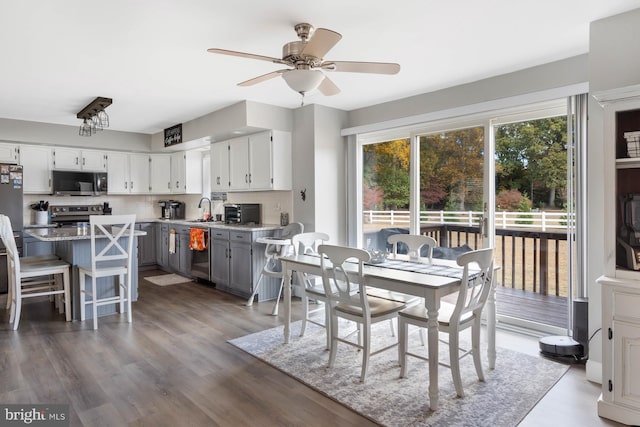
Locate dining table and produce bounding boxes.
[280,252,497,411]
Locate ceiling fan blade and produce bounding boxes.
[207,48,289,66]
[238,69,289,87]
[317,75,340,96]
[300,28,342,59]
[322,61,400,75]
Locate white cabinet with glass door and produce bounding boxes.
[19,145,52,194]
[0,143,19,163]
[149,153,171,194]
[53,147,106,171]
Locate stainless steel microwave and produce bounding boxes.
[51,170,108,196]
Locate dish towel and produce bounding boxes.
[189,228,206,251]
[169,229,176,254]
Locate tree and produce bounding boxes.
[362,139,410,210]
[495,116,567,208]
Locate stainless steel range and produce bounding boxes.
[49,204,104,226]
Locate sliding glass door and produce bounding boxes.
[355,98,581,334]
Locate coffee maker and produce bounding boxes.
[158,200,185,220]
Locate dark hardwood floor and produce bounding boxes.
[0,270,376,427]
[0,270,625,427]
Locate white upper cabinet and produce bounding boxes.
[149,153,172,194]
[106,152,150,194]
[20,145,52,194]
[229,137,250,190]
[211,142,230,191]
[225,130,291,192]
[53,147,106,171]
[129,154,150,194]
[170,150,202,194]
[0,142,19,163]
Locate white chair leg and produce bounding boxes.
[472,321,484,381]
[328,313,339,368]
[271,277,285,316]
[246,272,265,306]
[449,331,464,397]
[92,276,98,330]
[126,273,132,324]
[419,328,426,346]
[63,269,71,322]
[324,302,332,350]
[360,320,371,382]
[80,271,86,322]
[119,273,125,313]
[12,290,22,331]
[398,317,409,377]
[389,318,396,337]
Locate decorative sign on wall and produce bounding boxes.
[164,124,183,147]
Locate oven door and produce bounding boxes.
[190,229,210,281]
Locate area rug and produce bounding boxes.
[144,273,193,286]
[229,320,569,427]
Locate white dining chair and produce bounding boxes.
[0,214,71,330]
[246,222,303,315]
[292,232,331,346]
[319,244,407,382]
[78,214,136,330]
[397,247,495,397]
[367,234,438,338]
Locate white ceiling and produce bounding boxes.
[1,1,638,135]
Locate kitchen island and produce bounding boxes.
[23,226,147,321]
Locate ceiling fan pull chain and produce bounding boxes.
[300,92,305,107]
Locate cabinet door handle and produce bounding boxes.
[124,181,128,189]
[130,181,133,190]
[82,157,86,166]
[167,182,170,189]
[245,174,248,183]
[75,157,79,165]
[176,181,179,188]
[248,173,252,183]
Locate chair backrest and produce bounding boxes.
[387,234,437,262]
[292,232,330,256]
[0,214,20,280]
[89,214,136,271]
[450,247,495,326]
[318,244,371,312]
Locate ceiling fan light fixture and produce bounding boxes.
[282,69,324,94]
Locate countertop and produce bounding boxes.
[144,218,283,232]
[24,227,147,241]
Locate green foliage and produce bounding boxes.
[515,198,533,225]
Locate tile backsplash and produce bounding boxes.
[23,191,293,226]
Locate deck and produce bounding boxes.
[495,285,568,329]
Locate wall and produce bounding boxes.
[149,100,294,153]
[292,104,349,244]
[0,118,150,152]
[347,55,588,130]
[586,7,640,383]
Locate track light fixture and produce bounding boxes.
[77,97,112,136]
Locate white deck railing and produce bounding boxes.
[363,210,573,232]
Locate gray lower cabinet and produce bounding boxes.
[210,227,279,301]
[157,223,169,268]
[136,222,156,268]
[23,234,54,257]
[157,223,191,276]
[210,229,230,286]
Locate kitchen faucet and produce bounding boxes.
[197,197,212,221]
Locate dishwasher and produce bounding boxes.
[190,228,210,281]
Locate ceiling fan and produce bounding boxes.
[207,23,400,101]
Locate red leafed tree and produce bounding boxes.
[363,183,384,210]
